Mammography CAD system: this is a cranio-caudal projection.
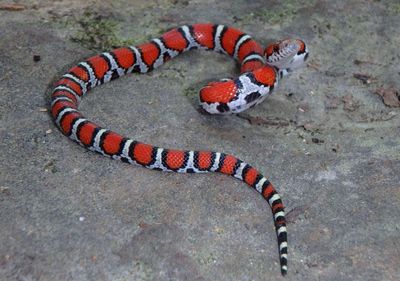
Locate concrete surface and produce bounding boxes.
[0,0,399,280]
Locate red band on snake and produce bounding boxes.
[50,23,309,275]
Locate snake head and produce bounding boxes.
[264,39,309,72]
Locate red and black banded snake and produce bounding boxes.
[50,23,308,275]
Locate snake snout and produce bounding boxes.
[264,39,308,71]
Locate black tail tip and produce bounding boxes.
[281,266,288,276]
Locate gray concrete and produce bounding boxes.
[0,1,399,280]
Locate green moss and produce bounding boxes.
[254,8,296,25]
[182,86,198,97]
[198,252,217,265]
[389,3,400,14]
[70,12,136,51]
[239,0,314,25]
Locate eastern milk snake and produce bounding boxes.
[50,23,309,275]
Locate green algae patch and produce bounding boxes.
[71,12,136,51]
[183,86,198,98]
[389,3,400,14]
[239,0,315,25]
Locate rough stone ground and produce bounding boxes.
[0,1,399,280]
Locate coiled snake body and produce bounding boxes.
[50,23,308,275]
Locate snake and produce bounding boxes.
[50,23,308,275]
